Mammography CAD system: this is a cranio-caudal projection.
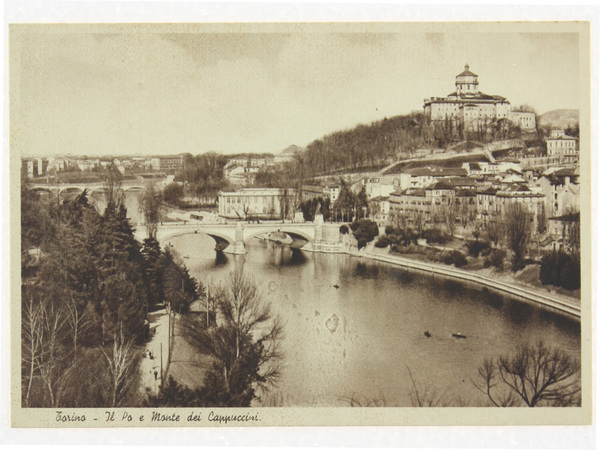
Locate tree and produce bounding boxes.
[163,182,184,205]
[441,198,458,237]
[503,203,531,272]
[537,203,547,235]
[350,219,380,249]
[334,179,357,222]
[473,341,581,407]
[159,248,200,314]
[100,324,139,407]
[485,213,504,247]
[101,162,124,206]
[181,268,283,406]
[139,182,160,239]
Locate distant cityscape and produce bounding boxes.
[22,65,580,255]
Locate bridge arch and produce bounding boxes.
[157,228,236,251]
[31,186,54,195]
[243,228,313,244]
[124,186,144,193]
[59,187,84,197]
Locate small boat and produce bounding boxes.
[452,333,467,339]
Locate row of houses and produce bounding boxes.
[21,155,185,178]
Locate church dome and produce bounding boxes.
[457,63,478,78]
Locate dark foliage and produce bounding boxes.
[422,228,451,245]
[452,251,468,268]
[162,182,184,205]
[21,185,199,407]
[299,197,331,222]
[350,219,380,249]
[484,249,506,270]
[540,251,580,291]
[466,239,491,258]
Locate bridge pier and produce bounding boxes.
[223,222,246,255]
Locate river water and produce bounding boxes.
[165,234,580,407]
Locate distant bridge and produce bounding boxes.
[138,221,331,255]
[29,182,146,196]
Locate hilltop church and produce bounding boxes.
[423,64,536,133]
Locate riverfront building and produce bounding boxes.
[218,188,297,220]
[423,64,536,133]
[389,181,455,222]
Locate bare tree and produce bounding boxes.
[101,324,138,407]
[485,212,504,247]
[36,298,68,407]
[102,162,124,206]
[139,182,160,239]
[473,341,581,407]
[441,198,458,237]
[65,294,87,362]
[503,203,532,271]
[407,366,449,407]
[181,268,284,404]
[22,292,44,407]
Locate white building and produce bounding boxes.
[218,188,297,220]
[546,129,579,163]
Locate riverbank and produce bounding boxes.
[350,246,581,319]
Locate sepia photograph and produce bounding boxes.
[8,18,592,429]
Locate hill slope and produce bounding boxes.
[539,109,579,129]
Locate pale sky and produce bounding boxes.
[11,26,580,157]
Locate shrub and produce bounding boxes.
[560,260,580,291]
[484,249,506,269]
[466,239,491,258]
[350,219,380,249]
[453,250,468,268]
[422,228,451,245]
[440,250,454,265]
[375,235,392,248]
[385,225,396,235]
[339,224,349,235]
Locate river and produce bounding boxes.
[165,233,581,407]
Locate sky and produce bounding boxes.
[11,25,581,157]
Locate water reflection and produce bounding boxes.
[215,251,228,266]
[353,262,380,279]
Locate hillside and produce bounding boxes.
[539,109,579,129]
[292,113,431,178]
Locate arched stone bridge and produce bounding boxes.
[144,222,331,255]
[29,182,146,196]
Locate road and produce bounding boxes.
[138,307,170,397]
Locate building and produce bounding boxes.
[508,111,537,131]
[476,184,545,233]
[300,185,325,202]
[389,181,455,223]
[150,155,184,172]
[546,129,579,164]
[535,171,579,217]
[21,158,49,178]
[351,177,396,199]
[218,188,297,220]
[424,64,535,133]
[547,212,580,253]
[368,196,391,225]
